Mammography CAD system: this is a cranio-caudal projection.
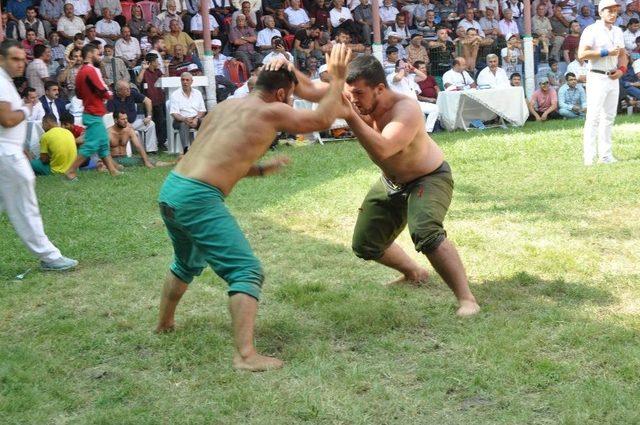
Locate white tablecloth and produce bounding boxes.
[436,87,529,131]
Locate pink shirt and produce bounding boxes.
[530,87,557,111]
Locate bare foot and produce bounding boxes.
[109,170,123,177]
[384,268,430,287]
[155,322,175,333]
[65,171,78,180]
[456,299,480,317]
[233,352,284,372]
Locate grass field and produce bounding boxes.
[1,118,639,424]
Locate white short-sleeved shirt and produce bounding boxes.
[476,66,510,88]
[212,54,229,75]
[579,20,625,72]
[0,68,28,156]
[386,73,419,100]
[442,69,475,88]
[257,28,282,47]
[96,19,121,36]
[57,16,86,36]
[284,8,310,26]
[190,13,220,32]
[329,7,353,28]
[65,0,91,15]
[170,89,206,119]
[115,38,141,61]
[379,6,400,23]
[263,51,294,64]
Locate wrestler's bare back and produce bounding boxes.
[174,96,283,195]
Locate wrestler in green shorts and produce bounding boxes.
[158,171,264,300]
[79,113,110,159]
[352,161,453,260]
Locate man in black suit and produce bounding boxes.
[39,81,69,124]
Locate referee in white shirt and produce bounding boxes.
[578,0,629,165]
[0,40,77,271]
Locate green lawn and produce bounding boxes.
[1,118,639,424]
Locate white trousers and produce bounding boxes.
[583,72,619,164]
[0,153,62,262]
[132,118,157,153]
[419,101,439,133]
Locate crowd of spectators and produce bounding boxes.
[3,0,640,172]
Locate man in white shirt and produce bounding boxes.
[256,15,281,54]
[57,3,86,43]
[96,8,122,43]
[458,8,486,37]
[169,72,206,153]
[0,40,78,271]
[623,18,640,51]
[566,53,590,86]
[262,37,294,64]
[499,9,520,37]
[26,45,51,98]
[65,0,92,18]
[386,59,439,132]
[476,53,510,88]
[284,0,311,30]
[578,0,628,165]
[115,26,141,68]
[190,11,220,39]
[379,0,400,27]
[442,57,476,89]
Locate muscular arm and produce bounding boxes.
[128,127,153,167]
[346,98,421,161]
[292,67,330,102]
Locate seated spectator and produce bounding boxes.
[58,48,83,97]
[107,81,158,153]
[263,36,294,64]
[60,112,85,144]
[39,81,68,123]
[84,25,108,51]
[442,57,476,89]
[479,8,500,41]
[416,10,438,41]
[476,53,510,88]
[353,0,374,45]
[561,20,582,63]
[49,32,66,70]
[231,1,258,29]
[30,114,77,176]
[137,53,168,149]
[55,5,86,40]
[576,5,595,30]
[436,0,456,22]
[566,51,589,87]
[209,40,238,101]
[533,4,553,61]
[407,33,429,66]
[108,111,156,169]
[458,8,485,38]
[624,18,640,52]
[169,72,206,153]
[102,44,130,87]
[96,8,121,45]
[293,24,323,65]
[428,28,456,75]
[456,28,483,72]
[532,0,554,18]
[545,59,564,91]
[379,0,400,29]
[501,34,524,77]
[330,0,363,42]
[322,28,366,53]
[190,10,220,39]
[169,44,202,76]
[160,0,187,14]
[115,26,142,69]
[257,15,282,54]
[40,0,65,38]
[305,56,320,79]
[155,0,184,33]
[510,72,522,87]
[18,6,45,41]
[617,4,639,27]
[229,15,263,72]
[415,60,439,104]
[273,8,294,35]
[94,0,125,27]
[285,0,312,31]
[621,59,640,102]
[501,9,521,37]
[550,5,570,62]
[557,72,587,119]
[26,45,51,97]
[164,19,197,58]
[2,12,19,41]
[64,33,85,65]
[129,5,147,39]
[383,31,407,60]
[66,0,93,20]
[23,88,45,123]
[383,46,400,75]
[478,0,499,15]
[386,58,439,132]
[21,29,42,62]
[385,13,412,46]
[528,77,558,121]
[414,0,436,28]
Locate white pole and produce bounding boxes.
[201,0,217,110]
[523,36,535,98]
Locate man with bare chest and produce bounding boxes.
[155,44,353,372]
[107,111,165,168]
[281,55,480,316]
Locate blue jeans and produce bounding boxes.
[559,108,585,119]
[622,82,640,100]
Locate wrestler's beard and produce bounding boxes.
[116,122,127,129]
[358,92,378,116]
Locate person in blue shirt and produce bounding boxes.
[621,59,640,101]
[6,0,33,21]
[558,72,587,119]
[576,5,595,30]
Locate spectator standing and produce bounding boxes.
[137,53,168,149]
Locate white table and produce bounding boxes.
[436,87,529,131]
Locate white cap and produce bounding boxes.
[386,31,402,40]
[598,0,619,13]
[319,64,328,74]
[633,58,640,75]
[212,39,222,46]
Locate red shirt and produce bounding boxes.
[417,75,438,99]
[141,68,165,104]
[70,124,84,138]
[561,34,580,62]
[75,64,112,116]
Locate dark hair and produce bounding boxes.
[510,72,521,80]
[0,39,22,57]
[145,52,158,63]
[74,33,84,41]
[25,87,36,96]
[26,6,37,12]
[89,40,102,47]
[82,43,98,59]
[636,35,640,43]
[150,35,162,46]
[255,68,298,92]
[565,72,576,79]
[549,58,557,65]
[42,113,58,124]
[386,46,398,55]
[45,80,59,91]
[413,60,426,68]
[26,29,36,35]
[335,28,349,37]
[466,27,477,33]
[69,47,82,59]
[60,112,75,125]
[452,57,462,67]
[346,55,387,88]
[115,110,128,119]
[34,44,48,59]
[629,18,639,25]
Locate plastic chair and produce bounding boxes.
[137,1,160,24]
[224,60,249,87]
[120,1,135,22]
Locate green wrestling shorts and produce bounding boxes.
[352,161,453,260]
[79,113,110,159]
[114,156,150,167]
[158,171,264,300]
